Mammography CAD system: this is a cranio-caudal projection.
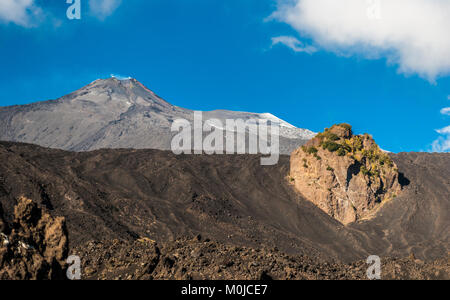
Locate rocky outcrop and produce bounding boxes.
[290,124,401,224]
[0,197,68,280]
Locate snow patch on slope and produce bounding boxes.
[257,113,296,129]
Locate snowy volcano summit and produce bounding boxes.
[0,77,315,154]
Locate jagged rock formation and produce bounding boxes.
[0,197,68,280]
[290,124,402,225]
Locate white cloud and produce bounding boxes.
[0,0,122,27]
[0,0,43,27]
[89,0,122,20]
[432,136,450,152]
[270,0,450,81]
[437,126,450,135]
[271,36,317,54]
[432,126,450,152]
[441,107,450,116]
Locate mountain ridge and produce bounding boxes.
[0,77,315,154]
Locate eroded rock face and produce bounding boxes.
[290,124,401,225]
[0,196,68,280]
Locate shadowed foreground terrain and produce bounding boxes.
[0,141,448,279]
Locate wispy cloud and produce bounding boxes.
[271,36,317,54]
[0,0,122,27]
[111,74,132,80]
[270,0,450,82]
[89,0,122,20]
[0,0,43,27]
[437,126,450,135]
[432,126,450,152]
[433,97,450,152]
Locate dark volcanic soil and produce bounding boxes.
[0,141,448,266]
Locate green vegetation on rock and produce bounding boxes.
[337,148,346,157]
[302,146,318,155]
[306,123,396,179]
[338,123,352,131]
[321,141,340,152]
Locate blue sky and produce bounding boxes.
[0,0,449,153]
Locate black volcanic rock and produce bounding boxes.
[72,237,449,280]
